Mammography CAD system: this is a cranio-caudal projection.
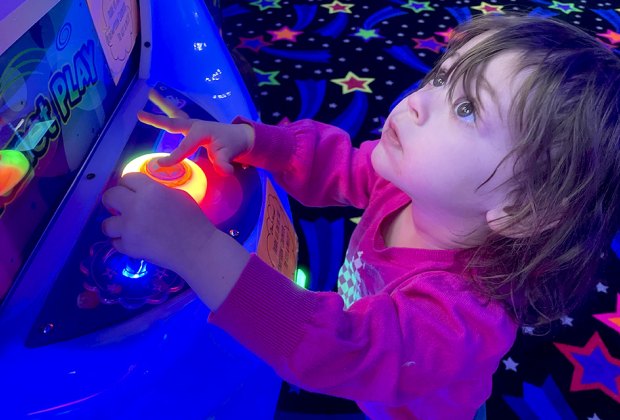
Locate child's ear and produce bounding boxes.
[486,206,527,238]
[485,205,559,239]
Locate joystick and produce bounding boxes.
[121,152,207,203]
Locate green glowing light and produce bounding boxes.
[295,267,309,289]
[0,149,30,195]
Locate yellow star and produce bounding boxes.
[331,71,374,94]
[471,2,505,14]
[321,0,354,14]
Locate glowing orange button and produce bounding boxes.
[143,158,192,187]
[122,152,207,203]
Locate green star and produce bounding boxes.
[249,0,282,12]
[549,1,583,14]
[253,68,280,86]
[402,1,435,13]
[353,28,380,41]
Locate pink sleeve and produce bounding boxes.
[232,117,379,209]
[209,255,517,404]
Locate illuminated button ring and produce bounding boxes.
[79,241,185,310]
[122,152,207,203]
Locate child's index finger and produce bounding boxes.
[137,111,192,134]
[156,153,182,167]
[157,145,194,167]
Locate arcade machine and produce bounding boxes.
[0,0,298,417]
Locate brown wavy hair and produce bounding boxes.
[423,14,620,326]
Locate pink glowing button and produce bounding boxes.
[122,152,207,203]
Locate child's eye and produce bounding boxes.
[454,100,476,123]
[431,71,447,87]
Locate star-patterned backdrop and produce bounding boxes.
[214,0,620,418]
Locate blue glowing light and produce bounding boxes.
[122,258,149,279]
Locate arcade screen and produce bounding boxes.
[0,0,140,303]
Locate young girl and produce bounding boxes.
[102,14,620,419]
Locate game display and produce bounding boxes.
[0,0,295,417]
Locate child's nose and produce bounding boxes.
[406,90,427,125]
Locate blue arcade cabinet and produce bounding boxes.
[0,0,295,417]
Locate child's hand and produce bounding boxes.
[137,110,254,176]
[102,171,251,310]
[101,172,215,274]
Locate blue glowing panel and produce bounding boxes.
[0,0,138,302]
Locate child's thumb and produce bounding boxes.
[212,155,235,176]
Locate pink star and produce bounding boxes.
[435,28,455,43]
[598,29,620,44]
[594,294,620,335]
[236,35,272,53]
[277,117,292,126]
[411,36,445,53]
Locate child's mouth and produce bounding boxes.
[383,122,401,149]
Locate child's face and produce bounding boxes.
[371,35,524,224]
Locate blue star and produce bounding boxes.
[573,347,620,394]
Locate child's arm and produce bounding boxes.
[138,112,380,209]
[101,178,515,406]
[233,117,379,209]
[208,255,518,406]
[101,172,248,310]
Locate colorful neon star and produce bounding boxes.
[549,1,582,14]
[277,116,292,126]
[561,315,574,326]
[236,35,272,53]
[412,36,445,53]
[321,1,354,14]
[402,1,435,13]
[435,28,455,43]
[472,2,505,14]
[353,28,381,41]
[249,0,281,11]
[598,29,620,45]
[331,71,374,94]
[253,68,280,86]
[268,26,303,42]
[554,332,620,403]
[593,294,620,335]
[503,357,519,372]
